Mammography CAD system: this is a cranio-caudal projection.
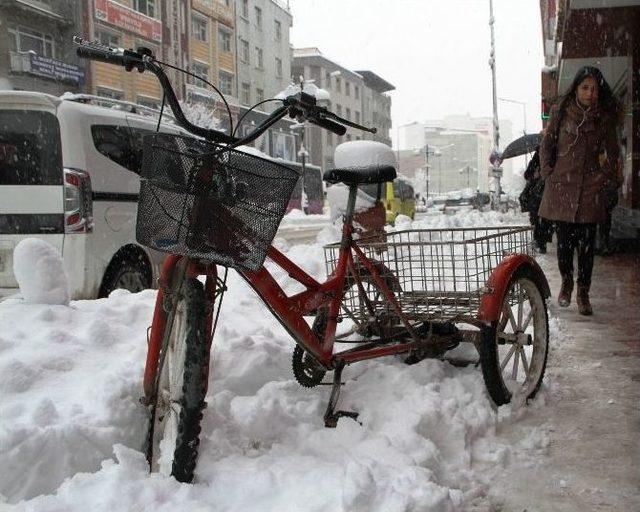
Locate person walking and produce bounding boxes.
[538,66,623,315]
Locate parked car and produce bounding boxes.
[362,177,416,223]
[0,91,186,299]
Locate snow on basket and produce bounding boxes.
[12,238,70,305]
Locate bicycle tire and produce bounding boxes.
[479,266,549,406]
[146,277,210,483]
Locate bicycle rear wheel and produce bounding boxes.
[147,277,210,482]
[479,266,549,405]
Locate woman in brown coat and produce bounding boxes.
[538,66,622,315]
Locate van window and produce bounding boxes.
[91,125,155,175]
[360,183,382,200]
[401,182,414,200]
[0,110,62,185]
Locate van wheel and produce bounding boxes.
[99,255,150,298]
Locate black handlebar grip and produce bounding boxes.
[312,115,347,136]
[76,47,126,66]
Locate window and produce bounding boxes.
[133,0,156,18]
[91,124,153,175]
[275,20,282,41]
[137,96,160,110]
[336,104,342,117]
[335,77,341,93]
[256,88,264,103]
[345,82,350,96]
[355,86,359,100]
[346,135,352,142]
[96,86,124,100]
[96,28,121,48]
[8,26,54,58]
[346,108,351,120]
[275,57,282,78]
[192,15,208,42]
[191,61,209,83]
[241,82,251,105]
[0,110,62,186]
[355,111,360,124]
[256,47,263,69]
[218,25,231,52]
[241,0,249,18]
[219,70,233,95]
[240,39,249,63]
[255,6,262,28]
[325,71,331,89]
[272,131,295,161]
[326,131,333,146]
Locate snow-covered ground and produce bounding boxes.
[1,209,560,511]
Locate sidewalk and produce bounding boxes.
[479,247,640,511]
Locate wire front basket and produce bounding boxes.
[324,226,533,322]
[136,133,300,271]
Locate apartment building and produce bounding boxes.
[0,0,85,95]
[234,0,296,159]
[397,116,513,194]
[292,47,394,171]
[182,0,238,130]
[355,70,394,147]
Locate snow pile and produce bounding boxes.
[276,82,330,102]
[326,184,377,222]
[334,140,397,169]
[13,238,70,305]
[0,210,552,511]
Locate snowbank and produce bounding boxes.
[0,209,552,511]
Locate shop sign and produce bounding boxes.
[95,0,162,43]
[29,54,84,84]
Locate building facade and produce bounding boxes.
[397,115,513,194]
[540,0,640,239]
[234,0,297,160]
[355,70,394,147]
[292,47,394,172]
[0,0,85,95]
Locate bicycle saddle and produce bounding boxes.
[323,165,396,185]
[325,140,397,185]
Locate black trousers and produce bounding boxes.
[555,221,597,288]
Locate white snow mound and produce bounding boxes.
[334,140,397,169]
[13,238,70,305]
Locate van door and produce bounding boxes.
[0,108,64,289]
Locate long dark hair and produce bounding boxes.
[557,66,623,122]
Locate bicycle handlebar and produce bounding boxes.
[73,36,376,146]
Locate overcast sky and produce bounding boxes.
[287,0,544,148]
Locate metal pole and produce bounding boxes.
[425,144,429,199]
[489,0,502,209]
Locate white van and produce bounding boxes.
[0,91,184,299]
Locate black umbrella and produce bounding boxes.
[500,133,542,160]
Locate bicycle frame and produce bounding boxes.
[142,186,423,402]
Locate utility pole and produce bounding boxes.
[489,0,502,210]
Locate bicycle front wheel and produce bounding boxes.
[147,278,210,483]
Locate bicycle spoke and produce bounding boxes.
[507,306,518,332]
[512,346,520,380]
[520,347,530,379]
[522,307,534,332]
[517,286,524,330]
[500,344,517,372]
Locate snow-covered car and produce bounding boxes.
[0,91,185,299]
